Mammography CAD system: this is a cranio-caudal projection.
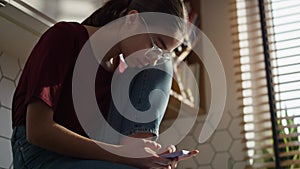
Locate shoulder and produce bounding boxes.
[51,21,85,32]
[41,22,87,42]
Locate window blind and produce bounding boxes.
[230,0,300,168]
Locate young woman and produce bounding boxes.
[11,0,198,168]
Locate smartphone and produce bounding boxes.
[160,150,190,159]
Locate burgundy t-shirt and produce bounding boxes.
[12,22,113,137]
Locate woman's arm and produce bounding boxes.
[26,99,120,161]
[26,99,172,168]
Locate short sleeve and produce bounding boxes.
[24,22,77,110]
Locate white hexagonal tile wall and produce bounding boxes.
[0,78,16,108]
[198,165,212,169]
[211,131,233,152]
[174,117,197,137]
[18,57,27,70]
[195,143,215,165]
[192,123,203,143]
[229,110,243,118]
[233,161,247,169]
[229,140,245,161]
[0,107,13,139]
[229,117,243,139]
[177,157,198,169]
[14,69,22,86]
[159,127,180,147]
[0,54,20,80]
[0,138,13,169]
[217,112,231,130]
[212,153,230,169]
[177,135,197,150]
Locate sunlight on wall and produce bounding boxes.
[21,0,105,22]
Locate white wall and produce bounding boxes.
[0,4,48,169]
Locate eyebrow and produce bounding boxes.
[157,37,168,50]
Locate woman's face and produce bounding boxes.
[122,32,180,56]
[118,11,182,67]
[120,33,181,67]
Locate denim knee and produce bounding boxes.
[107,62,173,140]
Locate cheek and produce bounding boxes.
[121,37,149,57]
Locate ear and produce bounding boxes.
[125,10,139,29]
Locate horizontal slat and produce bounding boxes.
[230,11,260,22]
[242,135,273,142]
[231,34,264,43]
[241,126,272,134]
[240,118,272,125]
[270,28,300,38]
[251,152,275,160]
[279,141,300,149]
[239,106,300,116]
[273,71,300,78]
[235,67,266,75]
[243,143,273,151]
[277,124,300,130]
[237,92,268,100]
[252,161,276,169]
[279,150,300,158]
[269,43,300,54]
[233,52,265,60]
[232,41,263,51]
[277,114,300,121]
[277,132,300,140]
[281,159,300,167]
[234,59,265,68]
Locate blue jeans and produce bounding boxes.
[106,63,173,143]
[11,62,173,169]
[11,126,138,169]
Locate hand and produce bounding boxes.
[159,146,199,168]
[118,138,174,169]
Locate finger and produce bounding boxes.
[144,140,162,150]
[158,145,176,155]
[171,159,178,169]
[154,157,173,166]
[178,150,199,161]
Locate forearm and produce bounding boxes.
[25,100,130,164]
[27,121,124,163]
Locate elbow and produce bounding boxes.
[26,126,44,146]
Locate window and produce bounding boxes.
[230,0,300,168]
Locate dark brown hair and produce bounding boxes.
[82,0,187,32]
